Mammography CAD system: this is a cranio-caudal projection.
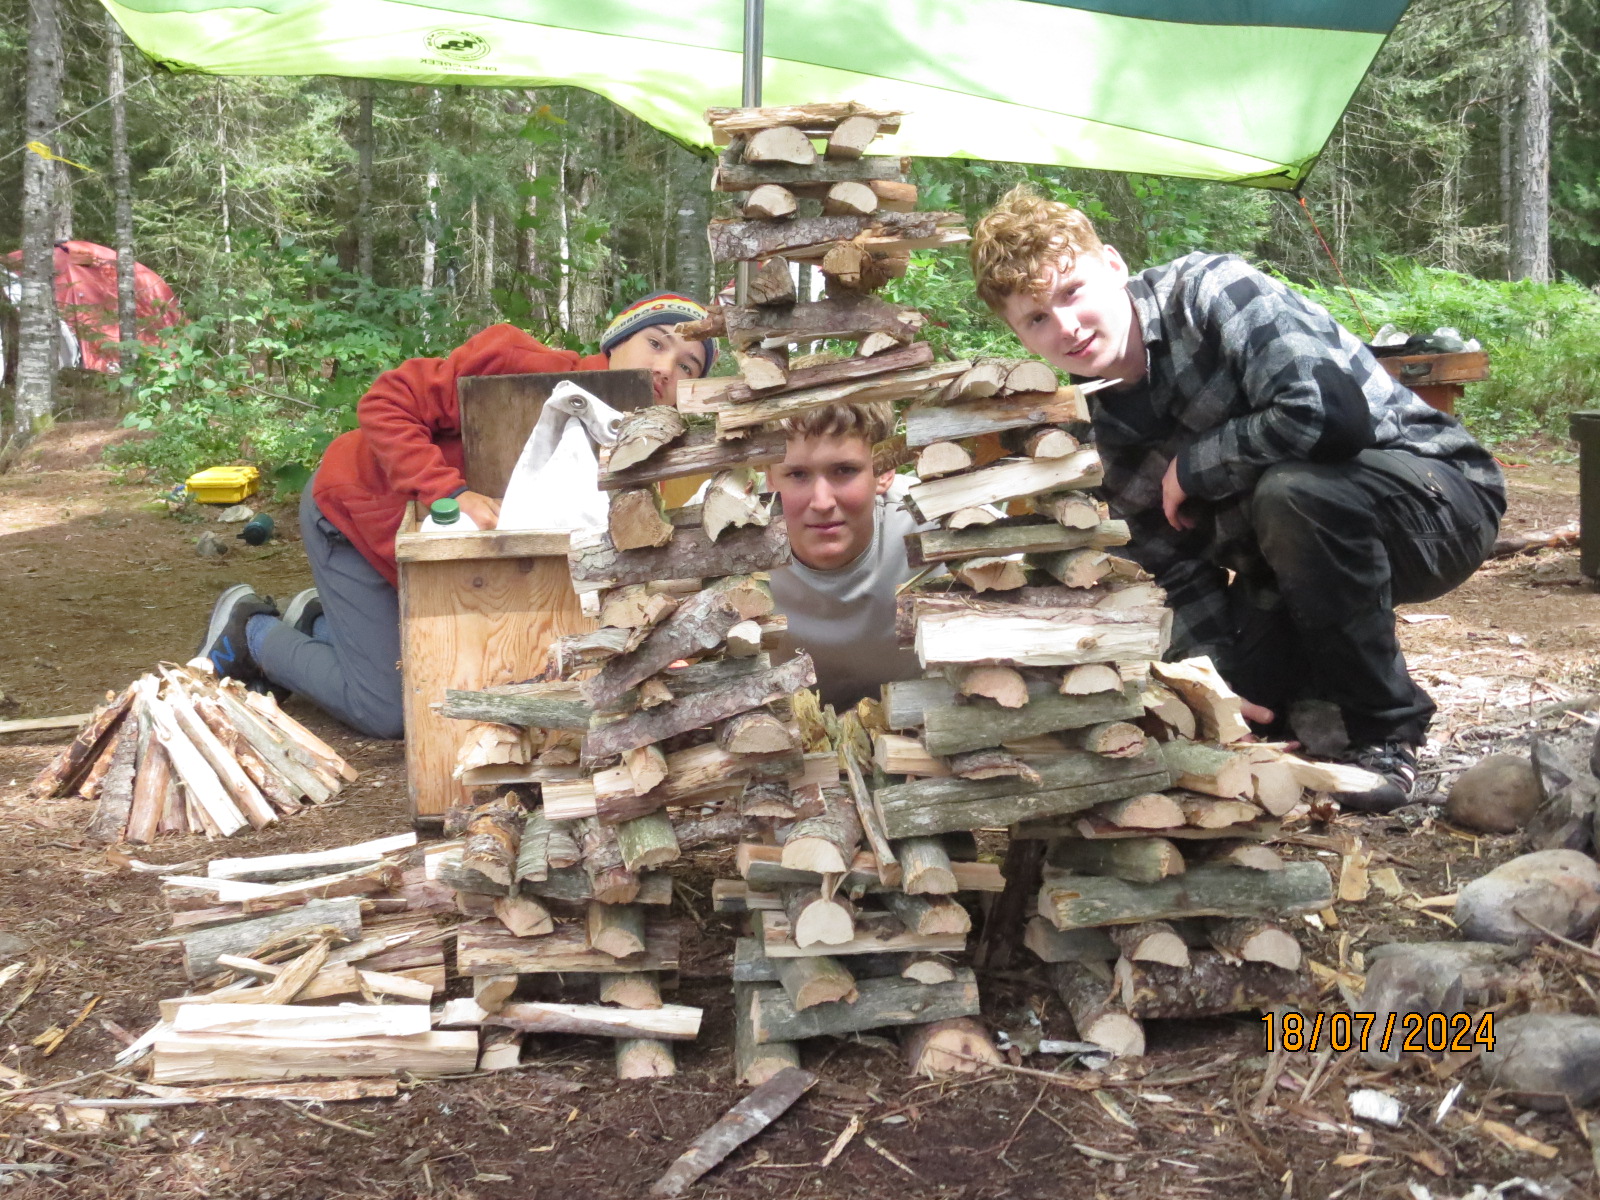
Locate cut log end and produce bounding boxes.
[903,1018,1001,1076]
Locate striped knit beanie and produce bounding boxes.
[599,292,718,376]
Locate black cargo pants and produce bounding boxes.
[1223,448,1501,747]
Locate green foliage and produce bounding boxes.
[110,237,478,488]
[1289,260,1600,443]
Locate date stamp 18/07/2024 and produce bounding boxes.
[1262,1010,1496,1054]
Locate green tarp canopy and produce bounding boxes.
[102,0,1410,187]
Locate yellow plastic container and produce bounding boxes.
[185,465,261,504]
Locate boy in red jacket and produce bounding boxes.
[196,294,716,738]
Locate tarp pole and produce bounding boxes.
[735,0,763,306]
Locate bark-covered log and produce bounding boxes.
[177,898,364,981]
[1116,950,1310,1018]
[907,449,1102,521]
[1046,836,1185,883]
[456,918,678,976]
[746,255,796,304]
[717,360,963,434]
[84,710,140,845]
[580,819,639,904]
[745,971,980,1044]
[734,982,802,1086]
[880,890,971,937]
[947,747,1040,784]
[895,836,959,895]
[903,1017,1002,1076]
[614,811,681,872]
[1050,963,1145,1057]
[30,684,134,797]
[582,656,816,762]
[707,212,963,264]
[487,1000,701,1041]
[649,1066,815,1198]
[714,153,906,191]
[874,743,1170,839]
[600,427,788,491]
[1160,739,1253,799]
[781,885,856,947]
[915,607,1169,671]
[704,103,904,143]
[1107,921,1190,968]
[909,519,1128,566]
[609,406,688,472]
[462,797,524,890]
[905,388,1089,448]
[569,519,790,596]
[774,954,858,1010]
[439,683,591,731]
[781,785,863,874]
[587,901,648,958]
[1205,917,1303,971]
[680,343,932,412]
[920,681,1143,757]
[1038,861,1334,931]
[608,486,675,551]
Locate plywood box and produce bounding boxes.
[396,370,652,825]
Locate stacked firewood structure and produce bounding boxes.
[33,663,354,844]
[130,833,478,1083]
[878,399,1364,1054]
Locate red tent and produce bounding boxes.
[2,240,182,372]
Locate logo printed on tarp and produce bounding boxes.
[425,29,490,61]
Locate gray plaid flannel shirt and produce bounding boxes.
[1088,253,1505,665]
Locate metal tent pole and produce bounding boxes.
[735,0,764,306]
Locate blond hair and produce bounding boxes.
[777,401,895,447]
[971,184,1106,312]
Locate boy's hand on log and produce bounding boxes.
[1160,458,1194,531]
[1239,699,1275,727]
[458,491,502,530]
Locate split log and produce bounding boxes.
[1003,361,1058,394]
[489,1000,701,1041]
[905,387,1089,447]
[822,181,878,216]
[1074,721,1147,759]
[1140,680,1197,739]
[947,747,1040,784]
[874,742,1171,838]
[946,506,999,529]
[1116,951,1308,1018]
[919,681,1144,757]
[774,955,858,1009]
[1490,524,1579,557]
[1039,491,1102,531]
[588,740,802,823]
[717,710,795,755]
[716,360,964,434]
[1108,921,1190,968]
[725,620,763,657]
[126,713,174,845]
[868,180,918,211]
[1082,792,1185,829]
[758,910,964,959]
[1178,794,1262,828]
[895,837,959,894]
[587,901,648,959]
[580,820,640,904]
[1050,963,1145,1057]
[745,971,980,1044]
[951,556,1028,593]
[1274,753,1389,797]
[649,1066,815,1198]
[239,690,355,782]
[907,449,1102,521]
[943,360,1008,401]
[608,487,675,551]
[1038,861,1334,931]
[1024,919,1119,964]
[1248,761,1303,816]
[1205,917,1302,970]
[600,972,666,1011]
[740,844,1003,895]
[616,1037,677,1080]
[599,428,789,491]
[85,714,140,845]
[902,954,960,984]
[614,811,681,872]
[600,587,681,632]
[177,898,364,980]
[781,785,863,875]
[30,683,135,797]
[479,1028,524,1071]
[456,919,678,976]
[609,405,688,473]
[742,184,797,219]
[1063,816,1282,843]
[747,256,796,305]
[474,974,519,1013]
[208,833,417,882]
[462,797,524,891]
[782,886,856,948]
[1016,426,1078,459]
[742,124,817,164]
[903,1017,1002,1076]
[820,241,908,291]
[150,1030,478,1084]
[584,578,771,708]
[734,982,802,1085]
[1150,659,1251,743]
[733,346,788,392]
[626,745,669,795]
[910,519,1128,566]
[165,686,277,829]
[741,781,799,819]
[705,103,904,143]
[880,891,971,937]
[1046,837,1184,884]
[493,893,553,938]
[1188,841,1285,872]
[678,342,932,413]
[568,519,790,597]
[826,114,879,158]
[916,440,973,480]
[915,606,1169,670]
[1160,739,1253,799]
[707,212,964,265]
[874,735,948,778]
[1034,548,1111,589]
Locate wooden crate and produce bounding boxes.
[1378,349,1488,416]
[396,369,652,826]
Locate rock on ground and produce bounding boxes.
[1481,1012,1600,1109]
[1454,849,1600,945]
[1445,753,1541,833]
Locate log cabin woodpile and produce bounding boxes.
[30,663,355,844]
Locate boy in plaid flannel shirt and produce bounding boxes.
[970,186,1504,811]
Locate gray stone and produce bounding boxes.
[0,932,30,958]
[1446,753,1542,833]
[1481,1012,1600,1110]
[1454,849,1600,945]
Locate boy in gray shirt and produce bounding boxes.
[765,401,926,711]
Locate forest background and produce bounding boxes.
[1,0,1598,491]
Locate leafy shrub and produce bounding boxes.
[111,237,482,491]
[1289,261,1600,444]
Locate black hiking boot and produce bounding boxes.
[1339,740,1420,813]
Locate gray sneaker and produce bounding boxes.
[197,584,278,681]
[280,588,322,638]
[1340,741,1420,813]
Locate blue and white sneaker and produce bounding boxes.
[197,584,278,682]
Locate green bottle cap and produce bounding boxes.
[429,497,462,525]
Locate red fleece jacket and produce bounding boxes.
[313,324,608,585]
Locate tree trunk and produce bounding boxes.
[421,88,441,293]
[571,170,606,343]
[671,145,711,303]
[1508,0,1551,282]
[107,14,137,374]
[355,80,374,278]
[15,0,63,434]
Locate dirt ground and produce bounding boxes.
[1,424,1598,1199]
